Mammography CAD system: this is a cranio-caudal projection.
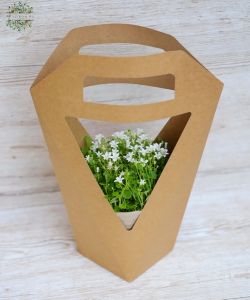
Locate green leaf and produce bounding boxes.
[85,135,93,148]
[112,191,120,197]
[82,135,92,155]
[122,189,132,199]
[150,170,157,179]
[119,203,128,210]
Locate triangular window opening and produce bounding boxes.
[66,113,191,231]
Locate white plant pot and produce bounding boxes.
[116,210,141,230]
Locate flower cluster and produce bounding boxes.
[81,129,169,212]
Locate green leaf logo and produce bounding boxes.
[6,1,33,32]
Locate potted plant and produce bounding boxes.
[81,129,169,229]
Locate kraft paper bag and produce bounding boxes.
[30,24,223,281]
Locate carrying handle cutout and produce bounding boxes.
[73,24,186,55]
[83,74,175,105]
[79,43,164,57]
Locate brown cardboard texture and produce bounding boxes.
[30,24,223,281]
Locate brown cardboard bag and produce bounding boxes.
[30,24,223,281]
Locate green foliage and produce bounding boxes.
[82,135,93,155]
[80,129,169,212]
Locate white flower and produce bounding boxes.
[96,166,100,173]
[95,133,104,143]
[154,143,162,150]
[154,151,163,160]
[91,140,99,151]
[114,173,124,184]
[124,152,134,162]
[111,149,120,162]
[102,152,112,160]
[147,143,161,153]
[146,145,154,153]
[125,139,131,148]
[139,146,148,156]
[110,140,118,149]
[139,157,148,165]
[85,155,90,162]
[96,151,102,157]
[139,179,146,186]
[160,148,169,157]
[138,133,148,141]
[129,144,139,151]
